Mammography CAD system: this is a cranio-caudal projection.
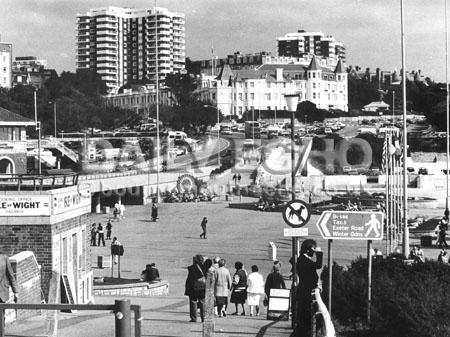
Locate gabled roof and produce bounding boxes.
[308,55,321,71]
[216,64,234,81]
[334,59,345,73]
[0,106,35,126]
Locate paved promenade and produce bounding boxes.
[5,200,445,336]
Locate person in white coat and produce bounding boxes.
[246,265,265,316]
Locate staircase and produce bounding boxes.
[28,139,79,163]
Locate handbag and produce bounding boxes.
[263,295,269,307]
[193,264,206,292]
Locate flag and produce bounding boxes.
[382,134,388,172]
[388,135,396,156]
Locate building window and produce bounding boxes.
[312,72,316,78]
[238,93,242,100]
[250,82,254,88]
[312,83,316,89]
[245,93,247,100]
[212,93,216,100]
[250,93,254,100]
[313,93,316,99]
[265,93,271,100]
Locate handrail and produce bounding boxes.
[0,302,141,337]
[313,288,336,337]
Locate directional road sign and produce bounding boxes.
[282,200,311,228]
[316,211,384,240]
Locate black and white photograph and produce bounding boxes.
[0,1,449,336]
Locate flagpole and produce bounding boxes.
[155,0,160,203]
[384,132,390,255]
[401,0,409,257]
[445,0,449,218]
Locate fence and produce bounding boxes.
[0,300,141,337]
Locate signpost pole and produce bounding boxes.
[118,256,121,279]
[290,110,297,329]
[327,239,332,315]
[367,240,373,324]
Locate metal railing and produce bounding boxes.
[0,173,79,191]
[0,300,141,337]
[311,288,336,337]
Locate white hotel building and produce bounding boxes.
[76,6,185,92]
[198,56,348,116]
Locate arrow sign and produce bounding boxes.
[282,200,311,228]
[316,211,384,240]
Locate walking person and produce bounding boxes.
[151,202,159,222]
[111,237,122,264]
[292,239,323,337]
[436,217,449,248]
[264,262,286,301]
[214,258,232,317]
[97,223,105,247]
[185,255,206,322]
[232,174,237,184]
[90,223,97,246]
[200,217,208,239]
[237,173,242,185]
[247,265,265,316]
[106,220,112,240]
[230,261,247,316]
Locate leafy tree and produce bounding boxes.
[165,72,199,107]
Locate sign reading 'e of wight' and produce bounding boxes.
[0,196,50,216]
[282,200,311,228]
[316,211,384,240]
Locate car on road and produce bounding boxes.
[418,167,428,175]
[324,128,332,134]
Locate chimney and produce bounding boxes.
[276,68,283,82]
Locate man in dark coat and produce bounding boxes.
[292,239,323,337]
[185,254,205,322]
[200,217,207,239]
[90,223,97,246]
[0,254,18,304]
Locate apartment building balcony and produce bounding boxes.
[155,16,171,23]
[96,43,118,49]
[98,68,117,74]
[97,49,117,55]
[97,30,117,36]
[97,23,117,29]
[96,56,117,62]
[96,16,117,23]
[96,36,118,42]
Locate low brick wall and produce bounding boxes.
[93,280,169,297]
[7,251,41,323]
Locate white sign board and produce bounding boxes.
[52,189,91,215]
[0,196,51,216]
[283,227,309,237]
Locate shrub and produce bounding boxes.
[321,258,450,337]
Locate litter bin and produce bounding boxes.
[420,235,433,247]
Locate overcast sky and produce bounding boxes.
[0,0,448,81]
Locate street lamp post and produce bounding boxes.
[34,90,41,175]
[284,93,299,328]
[204,105,221,166]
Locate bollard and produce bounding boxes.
[134,305,142,337]
[0,309,4,337]
[115,299,131,337]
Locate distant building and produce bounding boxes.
[0,42,12,88]
[198,56,348,116]
[0,106,35,175]
[12,56,57,88]
[277,29,346,64]
[190,51,340,77]
[76,6,185,92]
[104,84,175,114]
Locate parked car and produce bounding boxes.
[407,167,415,173]
[418,167,428,175]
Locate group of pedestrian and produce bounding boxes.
[140,263,160,282]
[184,255,287,322]
[232,174,242,185]
[90,221,113,246]
[409,245,425,263]
[113,202,125,220]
